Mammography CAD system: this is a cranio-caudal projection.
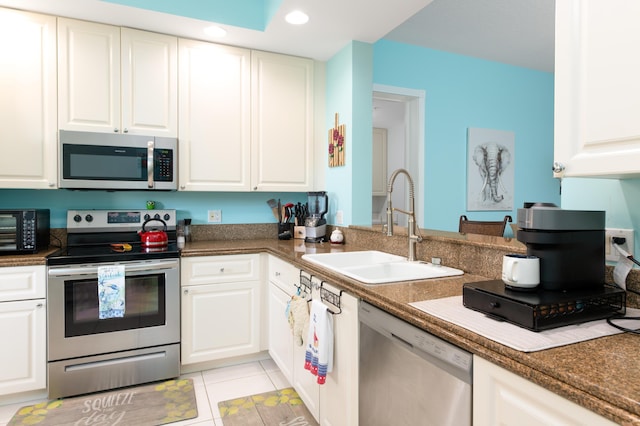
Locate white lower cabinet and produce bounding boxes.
[473,356,616,426]
[267,256,358,425]
[181,255,262,365]
[0,266,46,396]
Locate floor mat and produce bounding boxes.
[8,378,197,426]
[218,387,318,426]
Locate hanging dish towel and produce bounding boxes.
[98,265,126,319]
[304,299,333,384]
[287,294,310,346]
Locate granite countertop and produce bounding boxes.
[182,238,640,425]
[3,236,638,424]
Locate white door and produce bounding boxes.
[554,0,640,178]
[58,18,121,133]
[0,9,57,189]
[0,300,46,396]
[121,28,177,137]
[251,51,314,191]
[178,39,251,191]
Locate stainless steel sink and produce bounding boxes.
[301,250,463,284]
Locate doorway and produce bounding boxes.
[372,85,425,228]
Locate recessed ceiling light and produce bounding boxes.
[285,10,309,25]
[204,26,227,37]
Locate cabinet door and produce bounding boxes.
[178,39,251,191]
[0,9,57,189]
[319,286,359,426]
[251,51,314,191]
[121,28,177,137]
[293,332,320,422]
[554,0,640,178]
[181,280,261,365]
[0,299,46,396]
[268,282,294,384]
[58,18,121,133]
[473,356,616,426]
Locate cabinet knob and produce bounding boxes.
[48,182,55,187]
[123,128,129,133]
[253,186,258,190]
[275,271,281,277]
[183,289,189,295]
[114,128,119,133]
[220,267,225,273]
[36,303,44,308]
[552,162,565,174]
[180,185,186,190]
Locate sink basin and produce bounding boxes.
[301,250,463,284]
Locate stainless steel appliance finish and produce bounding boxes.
[359,302,472,426]
[0,209,49,254]
[59,130,177,191]
[46,209,180,399]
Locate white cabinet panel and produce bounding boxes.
[58,18,177,136]
[251,51,314,191]
[554,0,640,178]
[178,39,251,191]
[0,265,46,302]
[0,8,57,189]
[474,356,616,426]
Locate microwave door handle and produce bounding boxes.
[147,140,154,188]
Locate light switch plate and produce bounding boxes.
[208,210,222,223]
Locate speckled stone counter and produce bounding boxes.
[181,228,640,426]
[3,225,639,424]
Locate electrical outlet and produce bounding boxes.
[208,210,222,223]
[605,228,634,262]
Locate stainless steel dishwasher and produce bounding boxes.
[359,301,472,425]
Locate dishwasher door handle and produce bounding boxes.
[391,332,414,349]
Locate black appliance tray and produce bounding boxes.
[463,280,626,331]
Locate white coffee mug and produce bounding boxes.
[502,254,540,289]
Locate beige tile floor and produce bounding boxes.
[0,358,290,426]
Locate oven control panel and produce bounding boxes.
[67,209,177,232]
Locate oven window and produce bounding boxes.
[64,273,166,337]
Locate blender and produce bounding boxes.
[304,191,328,243]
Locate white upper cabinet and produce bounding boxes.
[178,39,251,191]
[251,50,314,191]
[0,8,57,189]
[58,18,177,137]
[554,0,640,178]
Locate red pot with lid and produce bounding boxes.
[138,218,169,248]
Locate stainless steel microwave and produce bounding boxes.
[0,209,50,254]
[59,130,178,191]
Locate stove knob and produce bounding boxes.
[163,213,170,221]
[154,213,160,219]
[144,214,151,221]
[73,214,82,223]
[85,214,93,222]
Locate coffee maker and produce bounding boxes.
[516,202,605,291]
[305,191,328,243]
[462,203,626,331]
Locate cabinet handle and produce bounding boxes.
[36,303,44,308]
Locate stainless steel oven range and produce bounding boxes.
[46,209,180,399]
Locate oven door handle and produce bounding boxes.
[48,260,179,277]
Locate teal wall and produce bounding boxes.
[324,41,373,226]
[562,178,640,257]
[372,40,558,233]
[0,190,306,228]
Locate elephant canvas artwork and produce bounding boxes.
[467,128,515,211]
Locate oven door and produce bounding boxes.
[47,259,180,361]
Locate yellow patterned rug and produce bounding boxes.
[218,387,318,426]
[8,378,197,426]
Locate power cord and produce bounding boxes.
[608,237,640,333]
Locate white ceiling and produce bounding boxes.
[0,0,555,72]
